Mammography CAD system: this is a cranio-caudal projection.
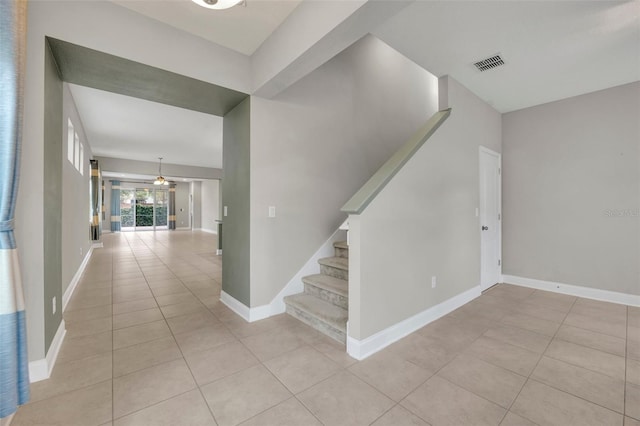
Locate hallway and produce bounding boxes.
[12,231,640,425]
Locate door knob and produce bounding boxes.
[482,226,488,231]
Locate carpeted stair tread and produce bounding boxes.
[302,274,348,297]
[318,256,348,271]
[333,241,348,250]
[284,294,347,331]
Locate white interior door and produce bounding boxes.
[479,147,502,291]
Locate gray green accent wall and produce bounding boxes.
[46,37,248,116]
[503,81,640,295]
[222,98,251,306]
[43,41,63,352]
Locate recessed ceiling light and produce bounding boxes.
[191,0,243,10]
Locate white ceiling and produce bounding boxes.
[74,0,639,172]
[69,84,224,168]
[374,1,640,112]
[111,0,302,55]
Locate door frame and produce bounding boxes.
[479,146,502,291]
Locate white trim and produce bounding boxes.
[502,275,640,307]
[91,242,103,249]
[220,291,251,322]
[347,285,481,360]
[29,320,66,383]
[62,246,94,311]
[176,227,192,231]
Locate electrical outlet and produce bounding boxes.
[52,297,57,315]
[80,247,83,256]
[431,276,437,288]
[268,206,276,218]
[223,206,228,217]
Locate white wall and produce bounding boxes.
[174,182,190,228]
[200,180,220,232]
[502,81,640,295]
[249,35,439,306]
[349,76,502,340]
[61,84,94,296]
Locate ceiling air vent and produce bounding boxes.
[473,54,505,72]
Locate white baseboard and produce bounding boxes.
[62,246,94,311]
[29,320,66,383]
[220,291,251,322]
[347,285,481,360]
[502,275,640,307]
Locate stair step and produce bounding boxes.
[303,274,348,309]
[318,256,348,280]
[284,294,347,344]
[334,241,349,259]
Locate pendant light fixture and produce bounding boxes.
[191,0,243,10]
[154,157,169,186]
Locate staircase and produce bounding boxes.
[284,241,348,343]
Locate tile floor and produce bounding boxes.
[12,231,640,425]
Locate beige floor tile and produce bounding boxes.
[515,301,569,323]
[370,405,429,426]
[73,287,112,300]
[571,298,627,321]
[155,291,199,307]
[150,282,189,297]
[113,307,164,329]
[418,319,487,353]
[531,356,625,413]
[65,316,113,338]
[386,332,456,374]
[545,340,625,380]
[564,311,627,339]
[174,323,236,355]
[185,340,259,386]
[628,358,640,386]
[511,380,623,426]
[500,312,561,337]
[113,389,216,426]
[466,336,541,376]
[499,412,537,426]
[224,315,283,339]
[298,371,394,426]
[29,352,112,402]
[166,309,221,335]
[113,358,197,418]
[113,297,158,315]
[112,289,154,304]
[555,324,626,357]
[56,331,112,365]
[240,397,322,426]
[160,299,208,318]
[13,380,112,426]
[627,383,640,421]
[113,320,172,350]
[629,338,640,361]
[527,291,576,312]
[264,345,342,394]
[438,353,526,409]
[311,336,358,368]
[241,327,307,361]
[63,304,112,324]
[113,336,182,377]
[401,375,506,426]
[626,416,640,426]
[484,323,551,354]
[201,364,291,426]
[348,350,431,402]
[112,277,148,288]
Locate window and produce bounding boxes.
[74,133,80,171]
[67,119,74,164]
[79,143,84,175]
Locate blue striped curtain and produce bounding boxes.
[110,180,121,232]
[0,0,31,419]
[90,160,100,240]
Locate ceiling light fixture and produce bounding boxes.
[191,0,243,10]
[154,157,170,186]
